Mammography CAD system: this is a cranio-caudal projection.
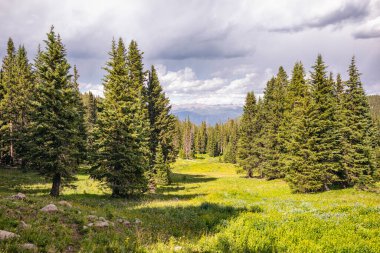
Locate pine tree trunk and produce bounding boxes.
[247,168,253,178]
[50,173,61,197]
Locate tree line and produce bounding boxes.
[0,27,176,197]
[175,56,379,192]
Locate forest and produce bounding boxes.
[0,27,379,252]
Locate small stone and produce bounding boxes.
[21,243,38,251]
[87,215,97,221]
[98,216,106,222]
[174,246,182,251]
[40,204,58,212]
[83,225,88,230]
[58,200,72,208]
[116,218,124,223]
[19,221,31,229]
[93,221,109,228]
[135,218,142,224]
[0,230,19,240]
[11,193,26,200]
[123,220,131,227]
[87,223,94,227]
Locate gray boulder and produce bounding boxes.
[0,230,19,240]
[40,204,58,212]
[10,193,26,200]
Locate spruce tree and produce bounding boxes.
[279,62,312,191]
[91,38,148,197]
[261,67,288,179]
[26,27,80,196]
[181,117,195,159]
[341,57,376,188]
[237,92,257,177]
[207,126,218,157]
[224,119,239,164]
[153,143,171,185]
[293,55,344,192]
[70,66,87,163]
[195,122,208,154]
[147,65,176,166]
[0,38,16,164]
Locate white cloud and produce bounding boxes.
[79,82,104,97]
[156,64,262,105]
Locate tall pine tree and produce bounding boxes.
[91,38,148,197]
[341,57,376,188]
[293,55,344,192]
[237,92,257,177]
[26,27,80,196]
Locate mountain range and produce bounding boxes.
[171,104,243,125]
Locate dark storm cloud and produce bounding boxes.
[354,29,380,38]
[153,24,254,60]
[271,0,370,32]
[0,0,379,104]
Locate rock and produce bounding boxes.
[135,218,142,224]
[20,243,38,251]
[83,225,88,230]
[174,246,182,251]
[93,221,109,228]
[87,223,94,227]
[116,218,124,223]
[19,221,31,229]
[87,215,98,221]
[40,204,58,212]
[0,230,19,240]
[58,200,72,208]
[98,216,106,222]
[123,220,131,227]
[10,193,26,200]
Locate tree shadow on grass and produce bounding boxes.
[0,168,50,195]
[127,202,256,243]
[171,173,216,184]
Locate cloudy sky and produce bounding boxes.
[1,0,379,105]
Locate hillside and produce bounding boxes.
[1,156,379,252]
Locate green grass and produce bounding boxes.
[0,155,379,252]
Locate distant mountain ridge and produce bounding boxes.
[171,104,243,125]
[173,95,380,126]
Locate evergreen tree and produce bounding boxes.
[291,55,344,192]
[0,38,16,164]
[147,65,176,166]
[26,27,80,196]
[279,62,312,190]
[207,126,218,157]
[194,121,207,154]
[341,57,376,188]
[237,92,257,177]
[224,119,239,164]
[70,66,87,163]
[180,117,195,159]
[261,67,288,179]
[91,38,148,197]
[153,143,171,185]
[82,91,97,157]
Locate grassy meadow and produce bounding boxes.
[0,155,379,252]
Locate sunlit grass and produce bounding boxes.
[0,156,379,252]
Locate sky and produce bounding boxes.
[0,0,379,106]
